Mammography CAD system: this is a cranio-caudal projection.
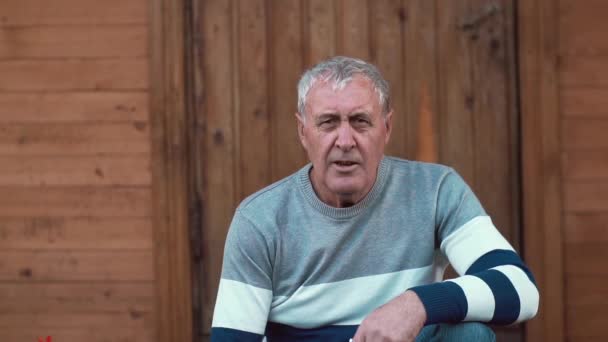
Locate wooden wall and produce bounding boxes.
[0,1,155,341]
[4,1,608,341]
[559,0,608,340]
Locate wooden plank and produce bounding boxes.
[270,0,307,180]
[436,0,475,183]
[567,275,608,308]
[560,57,608,87]
[0,187,151,217]
[0,282,153,313]
[0,250,153,281]
[237,0,270,199]
[562,151,608,181]
[518,0,564,340]
[562,87,608,118]
[567,306,608,340]
[536,68,565,342]
[564,182,608,213]
[562,118,608,150]
[565,243,608,276]
[465,4,523,340]
[565,213,608,243]
[0,25,147,59]
[0,92,149,123]
[0,155,150,186]
[403,0,439,159]
[565,246,608,339]
[336,0,370,60]
[149,0,193,340]
[469,0,519,244]
[369,0,407,158]
[519,2,544,340]
[0,217,152,249]
[566,276,608,339]
[306,0,336,65]
[0,59,148,91]
[0,328,153,342]
[0,0,147,26]
[200,0,237,333]
[0,312,151,329]
[0,123,150,155]
[559,0,608,57]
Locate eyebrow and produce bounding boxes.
[315,111,371,120]
[314,113,340,122]
[350,112,371,118]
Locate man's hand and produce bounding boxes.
[352,290,427,342]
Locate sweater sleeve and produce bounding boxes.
[409,170,539,325]
[211,211,273,341]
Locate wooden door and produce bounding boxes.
[191,0,521,340]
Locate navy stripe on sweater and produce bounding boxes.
[473,269,520,324]
[466,249,537,286]
[266,322,358,342]
[211,327,264,342]
[412,249,531,325]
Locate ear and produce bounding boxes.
[383,110,394,144]
[295,112,308,149]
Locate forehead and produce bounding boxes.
[305,76,381,115]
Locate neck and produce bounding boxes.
[308,169,372,208]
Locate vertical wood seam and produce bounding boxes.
[366,0,373,61]
[149,0,194,340]
[301,0,310,66]
[433,0,444,161]
[335,0,343,54]
[519,0,565,340]
[231,0,241,202]
[266,0,275,181]
[399,0,408,153]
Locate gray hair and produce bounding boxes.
[297,56,391,118]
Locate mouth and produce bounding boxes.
[334,161,357,166]
[332,160,359,171]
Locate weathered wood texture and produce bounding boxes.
[0,0,155,341]
[519,0,565,341]
[559,0,608,340]
[194,1,520,340]
[149,0,194,341]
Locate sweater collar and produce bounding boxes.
[297,156,390,220]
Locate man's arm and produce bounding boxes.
[354,220,537,341]
[211,211,273,342]
[354,170,538,341]
[410,216,539,325]
[408,170,539,325]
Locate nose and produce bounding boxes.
[335,122,355,151]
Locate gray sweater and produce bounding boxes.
[211,156,539,341]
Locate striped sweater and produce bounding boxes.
[211,157,539,341]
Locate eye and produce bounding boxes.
[317,117,338,129]
[351,116,371,128]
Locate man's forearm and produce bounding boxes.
[410,249,539,325]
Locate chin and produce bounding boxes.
[328,182,364,197]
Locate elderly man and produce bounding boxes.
[211,56,538,342]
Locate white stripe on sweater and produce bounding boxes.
[447,275,496,321]
[268,265,435,328]
[492,265,539,323]
[441,216,514,275]
[212,278,272,334]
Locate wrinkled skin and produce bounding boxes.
[296,75,392,208]
[352,291,427,342]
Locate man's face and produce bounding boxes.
[297,75,392,207]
